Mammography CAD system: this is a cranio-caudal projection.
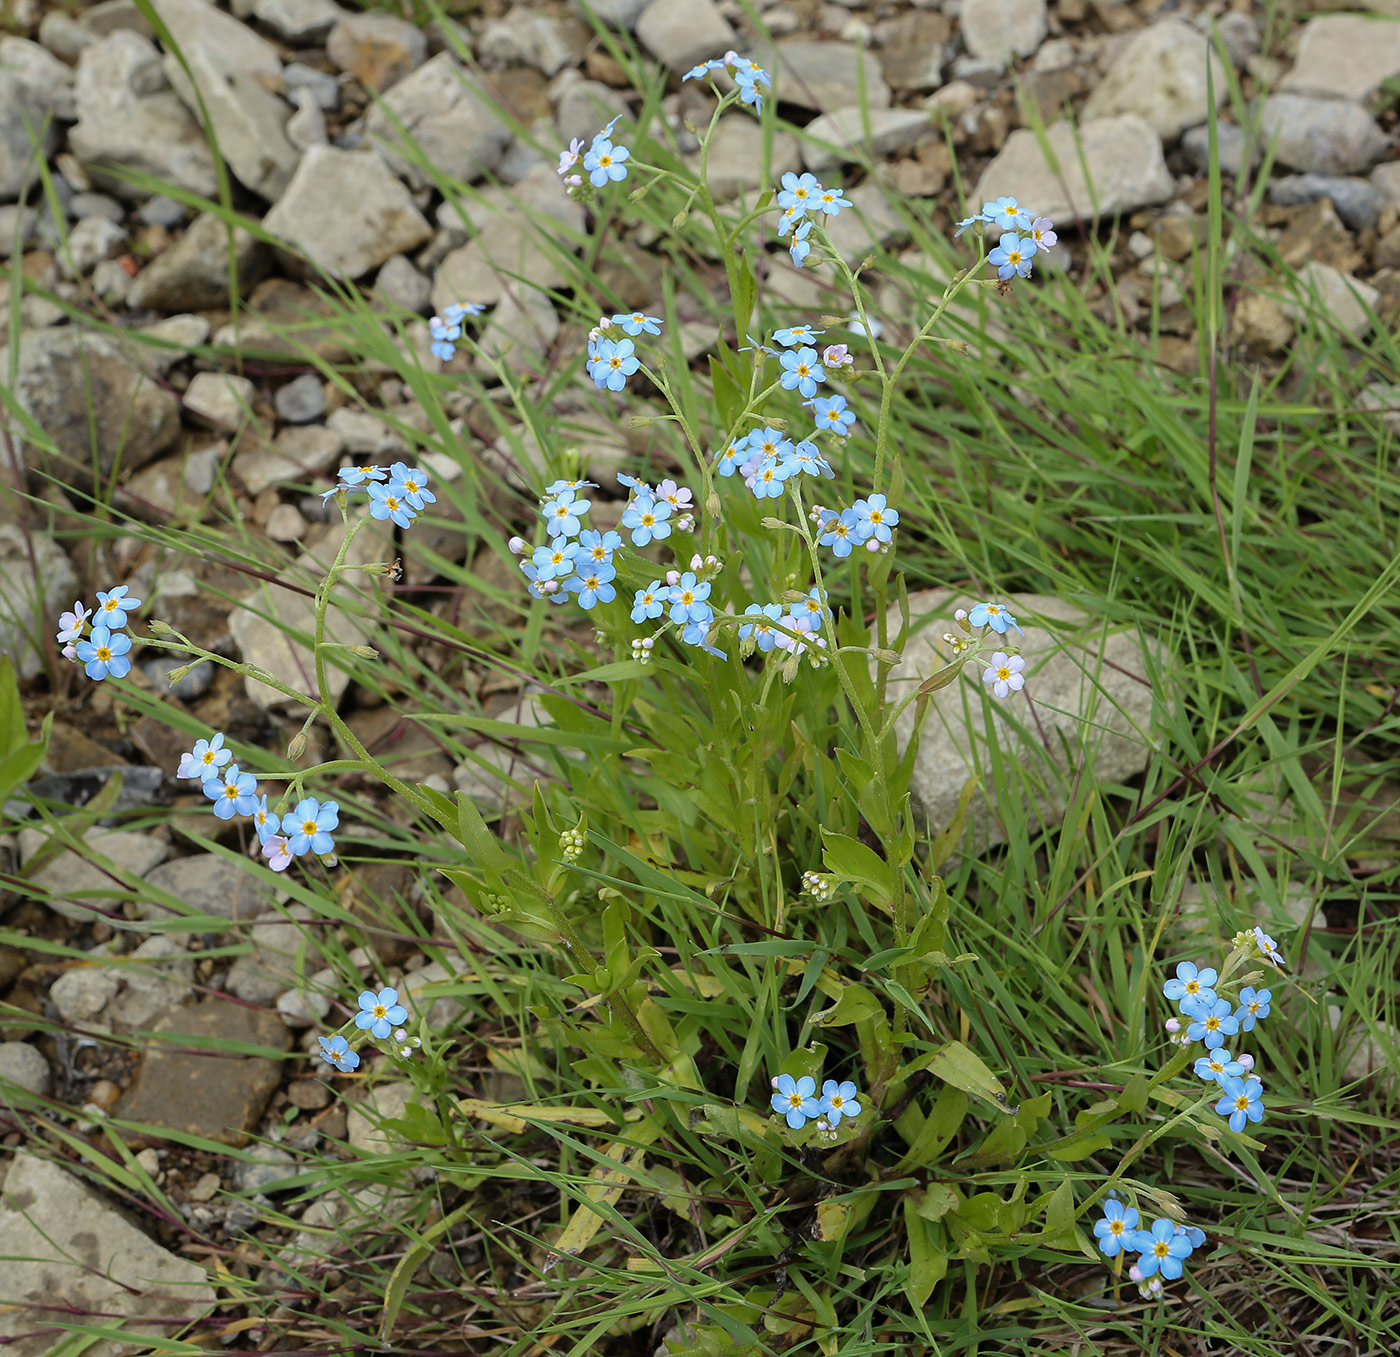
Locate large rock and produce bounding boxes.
[326,10,427,91]
[0,327,181,476]
[261,146,433,279]
[164,46,300,200]
[768,40,892,112]
[149,0,282,84]
[959,0,1047,64]
[0,1154,216,1357]
[69,32,217,199]
[1081,18,1227,139]
[0,525,78,682]
[128,210,266,311]
[364,53,513,192]
[801,107,930,173]
[346,1079,418,1153]
[142,853,272,921]
[18,826,170,922]
[1287,261,1380,339]
[636,0,735,74]
[1259,95,1388,175]
[0,1042,49,1096]
[117,1000,289,1144]
[0,47,66,201]
[690,116,801,197]
[974,114,1173,225]
[1281,14,1400,102]
[886,592,1164,854]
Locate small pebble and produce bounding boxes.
[188,1171,222,1202]
[287,1078,333,1110]
[274,372,327,424]
[265,504,308,542]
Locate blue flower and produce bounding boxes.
[368,482,419,529]
[777,171,821,213]
[817,507,861,556]
[789,218,814,267]
[747,458,792,499]
[1193,1048,1245,1083]
[1132,1217,1194,1280]
[784,440,834,480]
[791,586,827,631]
[953,213,982,238]
[338,464,387,485]
[989,233,1034,281]
[681,58,724,81]
[811,394,856,438]
[1093,1199,1140,1258]
[1252,927,1286,968]
[621,495,672,546]
[777,206,805,238]
[1235,986,1272,1031]
[850,493,897,542]
[94,585,141,628]
[577,529,622,569]
[544,492,590,538]
[544,477,598,496]
[773,325,824,348]
[1214,1074,1265,1133]
[427,303,483,360]
[1162,961,1218,1008]
[589,337,640,392]
[387,462,434,509]
[631,582,666,623]
[770,1073,819,1129]
[736,77,766,112]
[739,602,785,651]
[818,1079,861,1126]
[74,624,131,681]
[251,794,278,844]
[567,565,617,609]
[318,1034,360,1073]
[681,607,724,658]
[813,185,852,217]
[281,797,339,857]
[714,436,747,476]
[583,136,629,186]
[205,763,258,821]
[610,310,662,336]
[616,472,652,495]
[984,196,1032,231]
[179,733,231,780]
[1182,995,1240,1049]
[532,541,579,581]
[668,572,711,625]
[355,986,408,1040]
[779,346,825,399]
[967,601,1022,635]
[1175,1224,1207,1250]
[731,56,772,91]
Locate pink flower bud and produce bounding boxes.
[1238,1053,1254,1070]
[508,536,527,554]
[1164,1017,1180,1033]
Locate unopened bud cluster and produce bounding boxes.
[560,826,587,862]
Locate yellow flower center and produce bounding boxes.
[830,1095,844,1109]
[1185,980,1200,995]
[610,357,622,369]
[96,646,111,661]
[997,667,1011,681]
[598,154,612,167]
[870,511,883,524]
[202,751,216,765]
[373,1004,387,1018]
[223,785,237,800]
[1206,1017,1220,1030]
[788,1093,802,1108]
[302,820,318,835]
[1110,1221,1124,1236]
[386,496,400,510]
[1236,1095,1249,1112]
[1154,1242,1169,1258]
[680,591,694,606]
[104,600,118,612]
[404,479,419,493]
[796,364,809,377]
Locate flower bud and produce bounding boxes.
[1164,1017,1180,1033]
[665,570,680,587]
[508,536,527,555]
[1128,1266,1144,1283]
[165,664,194,685]
[147,619,174,636]
[1237,1053,1254,1071]
[626,415,655,428]
[287,732,307,760]
[672,209,688,230]
[690,554,704,571]
[947,338,972,355]
[674,514,695,532]
[349,645,379,659]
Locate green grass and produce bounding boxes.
[3,11,1400,1356]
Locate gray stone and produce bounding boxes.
[686,116,801,198]
[573,0,648,31]
[1287,261,1380,339]
[767,40,892,112]
[0,36,77,119]
[60,215,124,277]
[554,75,630,144]
[346,1078,418,1152]
[286,88,328,150]
[224,955,286,1004]
[142,656,213,699]
[376,253,432,313]
[265,504,308,541]
[1259,95,1388,176]
[474,284,560,377]
[1269,174,1386,231]
[253,0,341,44]
[636,0,735,74]
[70,32,218,199]
[0,70,62,202]
[80,0,156,41]
[233,422,344,495]
[1210,10,1260,67]
[70,192,125,222]
[1340,1018,1399,1096]
[0,525,78,682]
[1082,18,1227,140]
[275,974,332,1024]
[150,0,281,82]
[1282,14,1400,102]
[393,958,467,1030]
[1372,160,1400,207]
[138,195,189,227]
[274,372,327,424]
[0,1042,49,1096]
[959,0,1047,64]
[18,825,170,922]
[432,221,568,310]
[236,1144,295,1193]
[261,146,434,279]
[49,961,122,1025]
[143,854,270,921]
[0,203,37,255]
[480,11,579,77]
[326,407,402,456]
[183,372,256,432]
[0,327,181,476]
[39,11,96,63]
[133,313,211,371]
[105,934,195,1030]
[801,107,930,173]
[0,1154,216,1357]
[1182,122,1257,177]
[326,11,426,91]
[364,53,514,192]
[975,114,1173,224]
[822,182,906,264]
[886,592,1163,855]
[284,61,340,111]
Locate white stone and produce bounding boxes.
[261,146,433,279]
[975,114,1174,225]
[767,39,892,111]
[885,592,1165,855]
[106,935,195,1030]
[50,964,121,1026]
[1281,14,1400,101]
[149,0,282,82]
[253,0,342,43]
[636,0,736,74]
[0,1042,49,1096]
[286,87,328,150]
[1082,19,1227,139]
[346,1079,418,1152]
[959,0,1047,64]
[480,11,578,76]
[1259,95,1387,176]
[0,65,62,201]
[821,182,906,264]
[18,825,170,922]
[183,372,256,432]
[0,1155,216,1355]
[1287,261,1380,340]
[801,107,930,173]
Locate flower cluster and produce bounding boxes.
[320,460,434,529]
[559,115,629,193]
[587,311,663,394]
[954,196,1057,280]
[428,301,484,361]
[317,984,422,1073]
[737,590,828,665]
[56,585,141,681]
[682,51,772,113]
[775,172,852,267]
[770,1073,863,1131]
[175,729,338,872]
[1095,1199,1205,1296]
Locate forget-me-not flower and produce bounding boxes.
[1214,1074,1265,1132]
[989,233,1034,281]
[261,834,293,872]
[567,566,617,609]
[388,462,434,509]
[583,135,629,186]
[1163,961,1218,1008]
[850,494,898,543]
[780,346,825,399]
[610,311,662,336]
[622,495,672,546]
[368,482,418,529]
[789,218,814,267]
[1132,1218,1194,1280]
[532,541,579,582]
[578,529,622,568]
[55,601,90,644]
[282,797,339,856]
[94,585,142,627]
[544,492,590,538]
[668,572,712,625]
[205,764,259,821]
[1093,1199,1140,1258]
[589,337,640,392]
[356,987,408,1040]
[75,624,131,681]
[818,1079,861,1126]
[631,582,666,623]
[251,795,277,844]
[1235,986,1272,1031]
[811,394,856,438]
[967,601,1021,635]
[179,732,232,780]
[318,1034,360,1073]
[813,186,852,216]
[1182,995,1239,1049]
[774,325,824,348]
[1027,217,1058,252]
[777,172,820,213]
[982,652,1026,699]
[1194,1048,1246,1084]
[771,1073,820,1129]
[1252,926,1286,968]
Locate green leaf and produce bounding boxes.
[709,354,746,431]
[381,1201,477,1343]
[456,792,516,874]
[902,1196,949,1307]
[812,982,883,1027]
[0,655,26,759]
[0,711,49,803]
[1117,1073,1149,1113]
[919,1041,1017,1115]
[929,778,977,872]
[1044,1131,1114,1161]
[820,829,897,908]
